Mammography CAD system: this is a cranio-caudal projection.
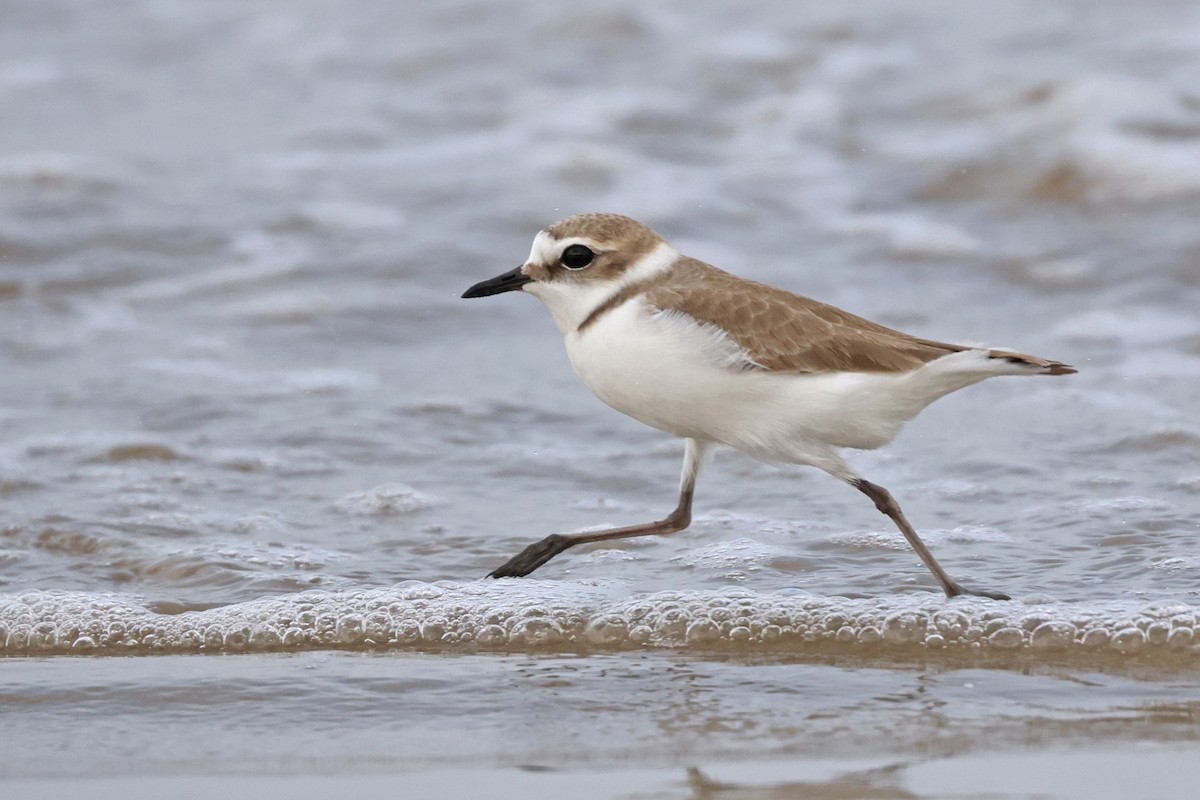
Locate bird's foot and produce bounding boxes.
[945,581,1011,601]
[488,534,572,579]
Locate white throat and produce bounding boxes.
[525,240,680,334]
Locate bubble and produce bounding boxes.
[336,618,362,647]
[315,613,340,643]
[176,628,204,650]
[224,627,249,650]
[685,619,720,643]
[476,624,508,646]
[394,619,421,644]
[584,616,628,645]
[729,626,751,642]
[334,484,434,516]
[510,618,563,645]
[652,607,690,640]
[984,619,1010,636]
[1110,628,1146,653]
[1169,628,1194,648]
[0,586,1197,660]
[2,627,25,653]
[282,627,307,647]
[823,613,848,630]
[250,624,283,647]
[857,626,882,643]
[30,621,58,649]
[708,606,734,623]
[987,627,1025,649]
[628,625,652,644]
[1146,622,1171,645]
[419,619,446,642]
[1030,622,1077,649]
[363,611,393,643]
[883,612,927,644]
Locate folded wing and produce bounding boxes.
[642,258,1075,376]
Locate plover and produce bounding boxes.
[462,213,1075,599]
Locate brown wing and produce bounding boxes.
[641,258,970,374]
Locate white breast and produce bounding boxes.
[566,298,828,459]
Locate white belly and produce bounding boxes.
[563,299,997,465]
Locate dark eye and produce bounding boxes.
[560,244,594,269]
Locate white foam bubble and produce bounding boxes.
[333,484,436,516]
[829,525,1010,552]
[676,538,794,570]
[2,584,1196,663]
[1065,496,1172,515]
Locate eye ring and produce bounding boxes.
[560,244,594,269]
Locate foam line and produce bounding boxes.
[1,583,1196,661]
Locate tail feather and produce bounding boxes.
[987,349,1077,375]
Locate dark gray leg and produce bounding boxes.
[853,478,1010,600]
[489,439,709,579]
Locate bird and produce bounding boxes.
[461,213,1076,599]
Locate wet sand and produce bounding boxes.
[8,746,1200,800]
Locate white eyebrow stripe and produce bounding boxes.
[617,241,679,287]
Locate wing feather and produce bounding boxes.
[638,258,965,374]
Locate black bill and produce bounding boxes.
[461,266,532,298]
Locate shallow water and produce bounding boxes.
[2,0,1200,796]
